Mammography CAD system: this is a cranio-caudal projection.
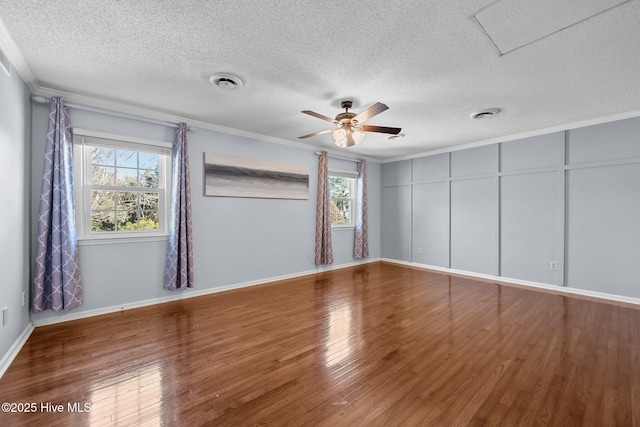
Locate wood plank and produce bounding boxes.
[1,262,639,425]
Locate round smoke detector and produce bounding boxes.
[209,73,244,90]
[471,108,501,119]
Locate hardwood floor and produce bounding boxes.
[1,262,639,426]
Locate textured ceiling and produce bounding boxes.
[0,0,639,160]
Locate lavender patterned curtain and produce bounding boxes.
[164,123,194,290]
[354,160,369,259]
[315,151,333,265]
[33,97,82,312]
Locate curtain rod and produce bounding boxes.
[314,151,362,163]
[30,95,193,131]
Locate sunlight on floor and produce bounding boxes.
[89,363,163,425]
[325,301,353,367]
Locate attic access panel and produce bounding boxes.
[472,0,631,55]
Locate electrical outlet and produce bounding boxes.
[22,291,25,307]
[550,261,558,271]
[417,248,423,254]
[2,307,7,326]
[404,245,409,252]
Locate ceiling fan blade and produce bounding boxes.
[301,110,336,123]
[298,129,333,139]
[353,102,389,124]
[359,125,402,135]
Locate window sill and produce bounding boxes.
[331,224,355,231]
[78,234,169,246]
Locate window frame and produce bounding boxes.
[72,128,172,244]
[328,169,358,229]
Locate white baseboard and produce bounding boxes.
[33,258,381,327]
[13,257,636,378]
[381,258,640,306]
[0,322,34,379]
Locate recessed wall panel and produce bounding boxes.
[412,182,449,267]
[451,145,498,177]
[567,117,640,165]
[381,160,411,187]
[412,153,449,182]
[500,133,562,171]
[566,163,640,297]
[450,177,496,274]
[381,185,412,261]
[500,172,560,284]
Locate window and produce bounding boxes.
[329,171,357,226]
[73,128,171,241]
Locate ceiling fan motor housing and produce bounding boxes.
[335,112,357,123]
[336,100,357,123]
[340,100,353,110]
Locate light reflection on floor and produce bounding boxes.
[89,363,163,425]
[324,301,353,367]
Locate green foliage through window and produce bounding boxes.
[89,146,161,232]
[329,175,354,225]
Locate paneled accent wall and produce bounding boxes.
[381,116,640,298]
[381,161,411,261]
[565,118,640,297]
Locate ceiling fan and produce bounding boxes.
[299,100,402,148]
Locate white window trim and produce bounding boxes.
[329,169,358,229]
[73,128,172,244]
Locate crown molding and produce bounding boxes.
[381,109,640,163]
[0,15,38,92]
[31,86,381,163]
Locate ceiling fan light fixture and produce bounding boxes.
[300,100,399,148]
[334,128,365,148]
[333,128,347,142]
[351,130,365,145]
[334,137,348,148]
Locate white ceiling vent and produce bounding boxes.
[471,108,501,119]
[209,73,244,91]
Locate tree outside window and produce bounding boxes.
[89,146,161,232]
[329,175,355,225]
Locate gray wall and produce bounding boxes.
[30,103,380,323]
[411,154,449,268]
[381,117,640,299]
[565,118,640,297]
[0,62,31,367]
[381,160,411,261]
